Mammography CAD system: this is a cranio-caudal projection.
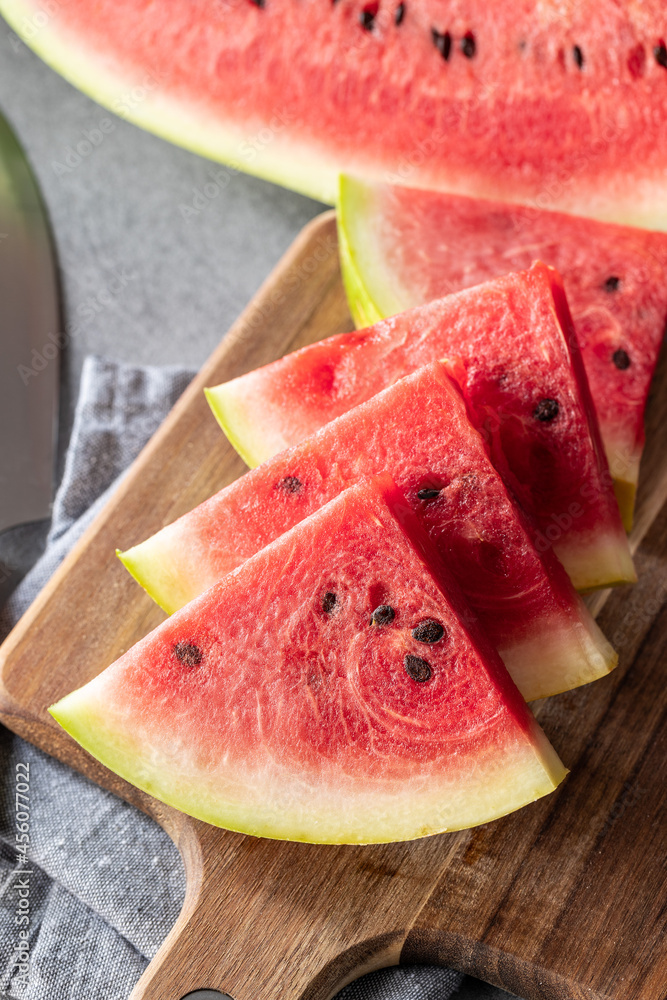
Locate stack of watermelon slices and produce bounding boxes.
[206,263,635,592]
[10,0,661,845]
[119,358,616,703]
[51,257,643,844]
[337,177,667,530]
[52,475,568,845]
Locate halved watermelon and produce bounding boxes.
[338,176,667,530]
[53,476,567,844]
[121,360,616,703]
[206,264,634,591]
[2,1,666,228]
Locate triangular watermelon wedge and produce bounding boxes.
[52,476,566,844]
[338,176,667,530]
[206,264,634,592]
[120,360,616,703]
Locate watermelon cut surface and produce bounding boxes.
[338,176,667,530]
[121,360,616,704]
[54,476,566,844]
[206,265,634,592]
[2,1,667,228]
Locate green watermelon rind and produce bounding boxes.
[202,386,274,469]
[612,476,640,535]
[337,178,385,328]
[49,682,566,843]
[546,535,635,593]
[337,175,405,329]
[116,547,178,616]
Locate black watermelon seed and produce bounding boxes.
[603,275,621,292]
[432,29,452,61]
[277,475,302,494]
[371,604,395,626]
[612,348,631,370]
[404,654,432,683]
[461,32,476,58]
[322,591,338,614]
[174,642,203,668]
[534,398,559,422]
[573,44,584,69]
[412,619,446,643]
[360,5,377,30]
[395,2,405,25]
[417,487,442,500]
[655,42,667,69]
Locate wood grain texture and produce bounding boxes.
[0,211,666,1000]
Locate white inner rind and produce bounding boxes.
[51,681,566,844]
[499,606,617,702]
[205,381,290,469]
[552,531,637,591]
[337,176,402,327]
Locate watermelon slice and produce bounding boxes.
[206,265,634,592]
[2,1,666,229]
[338,176,667,530]
[121,360,616,704]
[53,476,567,844]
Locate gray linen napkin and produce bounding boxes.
[0,356,472,1000]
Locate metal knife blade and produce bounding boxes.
[0,109,60,536]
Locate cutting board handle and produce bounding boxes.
[129,821,405,1000]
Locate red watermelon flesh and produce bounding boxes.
[3,0,667,228]
[121,360,616,703]
[206,264,634,592]
[338,176,667,529]
[53,476,567,844]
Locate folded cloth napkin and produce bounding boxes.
[0,356,480,1000]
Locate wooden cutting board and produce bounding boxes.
[1,210,666,1000]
